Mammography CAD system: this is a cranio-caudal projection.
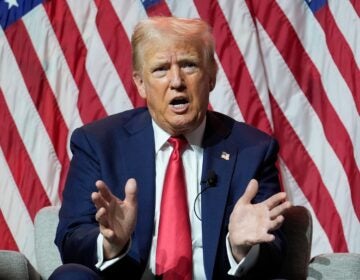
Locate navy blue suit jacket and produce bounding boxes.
[55,108,285,279]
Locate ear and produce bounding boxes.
[209,79,216,92]
[133,71,147,98]
[209,63,218,92]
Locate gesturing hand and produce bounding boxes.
[91,178,138,260]
[228,179,291,262]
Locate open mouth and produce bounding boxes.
[170,96,189,109]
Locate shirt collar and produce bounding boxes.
[152,117,207,153]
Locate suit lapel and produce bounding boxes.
[121,110,156,265]
[201,112,238,279]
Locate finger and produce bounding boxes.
[269,200,292,219]
[96,180,114,203]
[239,179,258,204]
[264,191,287,209]
[263,233,276,243]
[91,192,109,210]
[101,228,115,241]
[268,215,285,231]
[95,207,110,228]
[124,178,137,206]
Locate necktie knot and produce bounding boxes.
[168,136,187,157]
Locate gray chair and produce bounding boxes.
[0,205,359,279]
[34,206,62,279]
[280,206,360,280]
[0,206,61,280]
[308,253,360,280]
[0,250,41,280]
[280,205,313,279]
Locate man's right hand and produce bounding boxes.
[91,178,138,260]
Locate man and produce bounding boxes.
[51,16,291,279]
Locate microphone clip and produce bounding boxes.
[202,170,217,187]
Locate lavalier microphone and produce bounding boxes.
[194,170,218,220]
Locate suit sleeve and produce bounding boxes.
[55,127,101,268]
[54,128,145,278]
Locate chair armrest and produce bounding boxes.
[308,253,360,280]
[0,250,41,280]
[279,205,313,279]
[34,206,62,280]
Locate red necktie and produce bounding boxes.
[156,136,192,279]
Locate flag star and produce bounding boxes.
[5,0,19,9]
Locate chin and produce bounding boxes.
[169,119,198,134]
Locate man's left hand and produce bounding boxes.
[228,179,291,262]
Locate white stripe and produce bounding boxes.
[278,159,333,257]
[0,148,37,268]
[0,28,61,206]
[66,0,134,114]
[277,0,360,169]
[256,21,360,252]
[165,0,244,122]
[210,56,245,122]
[328,0,360,68]
[165,0,195,17]
[22,5,83,154]
[218,0,274,129]
[109,0,148,39]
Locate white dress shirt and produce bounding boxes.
[95,118,259,278]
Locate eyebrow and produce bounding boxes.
[151,55,200,65]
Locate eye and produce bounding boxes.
[153,66,167,72]
[181,61,198,73]
[152,65,168,77]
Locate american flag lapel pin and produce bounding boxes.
[221,151,230,160]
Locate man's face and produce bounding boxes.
[133,39,214,136]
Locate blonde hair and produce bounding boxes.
[131,16,217,79]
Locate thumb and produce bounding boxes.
[124,178,137,205]
[239,179,259,204]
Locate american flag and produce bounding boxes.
[0,0,359,269]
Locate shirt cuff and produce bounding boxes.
[226,233,260,277]
[95,233,131,271]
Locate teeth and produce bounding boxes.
[173,103,187,108]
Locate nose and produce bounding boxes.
[169,65,183,89]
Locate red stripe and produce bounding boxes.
[270,94,348,252]
[0,89,51,221]
[93,0,145,108]
[350,0,360,17]
[246,0,360,222]
[43,0,108,124]
[0,210,19,250]
[194,0,273,135]
[5,20,69,199]
[145,0,172,17]
[315,5,360,114]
